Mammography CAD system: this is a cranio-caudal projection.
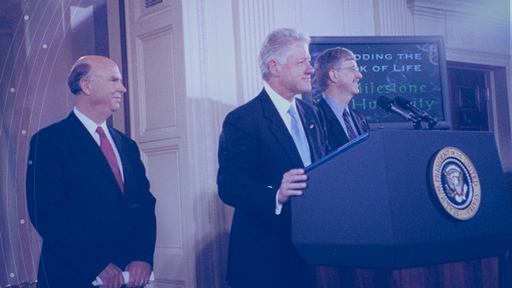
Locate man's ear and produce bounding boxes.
[328,69,338,83]
[79,77,91,95]
[268,59,280,76]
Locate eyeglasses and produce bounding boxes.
[335,66,360,73]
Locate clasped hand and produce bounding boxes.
[98,261,151,288]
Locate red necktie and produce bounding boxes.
[96,126,124,193]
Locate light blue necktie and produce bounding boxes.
[288,105,311,167]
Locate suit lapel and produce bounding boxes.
[109,127,126,171]
[259,91,304,168]
[351,110,366,135]
[109,127,130,192]
[67,112,123,193]
[296,100,317,161]
[318,98,349,145]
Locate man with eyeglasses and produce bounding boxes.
[314,47,370,152]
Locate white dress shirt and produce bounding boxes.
[74,107,124,181]
[264,82,309,215]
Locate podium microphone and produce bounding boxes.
[394,96,437,129]
[377,96,421,127]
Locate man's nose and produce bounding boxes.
[306,64,315,74]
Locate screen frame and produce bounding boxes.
[305,35,452,130]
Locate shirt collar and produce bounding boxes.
[74,107,108,136]
[264,81,297,115]
[323,93,349,115]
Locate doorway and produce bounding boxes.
[447,66,490,131]
[447,61,512,287]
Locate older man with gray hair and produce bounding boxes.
[217,28,329,288]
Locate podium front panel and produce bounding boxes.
[292,130,512,269]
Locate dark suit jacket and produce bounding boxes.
[217,89,328,287]
[316,97,370,153]
[26,112,156,288]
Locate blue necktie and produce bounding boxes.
[288,105,311,167]
[343,109,357,141]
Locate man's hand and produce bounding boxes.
[125,261,152,287]
[97,263,124,288]
[277,168,308,204]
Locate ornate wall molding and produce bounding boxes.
[407,0,510,65]
[374,0,413,36]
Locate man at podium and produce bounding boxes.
[217,28,329,288]
[313,47,370,152]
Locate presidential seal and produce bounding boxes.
[430,147,480,220]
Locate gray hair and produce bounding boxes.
[258,28,310,81]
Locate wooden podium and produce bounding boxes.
[292,130,512,287]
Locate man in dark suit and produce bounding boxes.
[217,28,329,288]
[26,55,156,288]
[314,47,370,153]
